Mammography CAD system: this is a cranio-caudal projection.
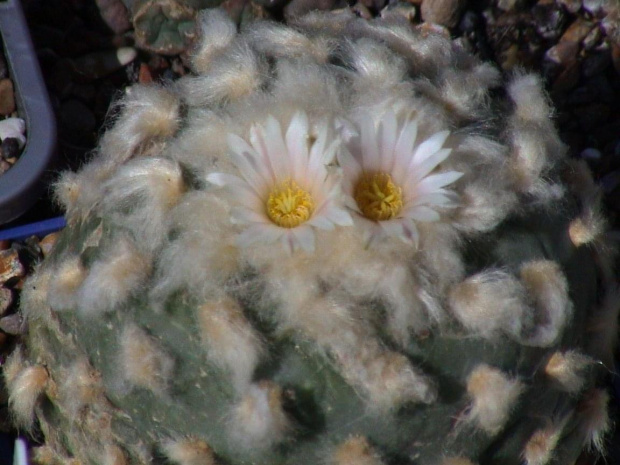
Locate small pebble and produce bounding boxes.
[0,79,16,116]
[557,0,581,13]
[0,249,25,285]
[421,0,466,28]
[561,18,595,44]
[39,232,60,258]
[95,0,132,34]
[582,0,605,15]
[0,118,26,149]
[0,288,13,317]
[582,25,602,50]
[1,138,21,160]
[0,313,26,336]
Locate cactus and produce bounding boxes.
[8,8,618,465]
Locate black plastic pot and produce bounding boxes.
[0,0,56,225]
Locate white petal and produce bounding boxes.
[408,148,452,183]
[378,110,398,173]
[404,205,440,222]
[411,130,450,167]
[207,172,263,209]
[323,205,354,226]
[265,116,291,179]
[392,119,418,185]
[227,134,271,193]
[337,147,362,184]
[400,218,419,246]
[291,227,315,253]
[286,112,310,180]
[359,116,381,172]
[237,223,283,248]
[307,215,335,230]
[230,207,270,225]
[415,171,463,194]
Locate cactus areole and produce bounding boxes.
[11,8,616,465]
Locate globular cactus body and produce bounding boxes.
[10,8,617,465]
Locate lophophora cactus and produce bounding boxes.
[7,7,619,465]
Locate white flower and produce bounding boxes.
[338,108,462,247]
[207,113,353,253]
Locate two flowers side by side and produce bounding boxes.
[207,107,463,254]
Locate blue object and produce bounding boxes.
[12,438,26,465]
[0,216,65,241]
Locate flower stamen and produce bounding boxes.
[354,172,403,221]
[266,180,315,228]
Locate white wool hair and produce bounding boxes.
[568,201,607,247]
[100,157,185,250]
[98,84,180,165]
[227,382,289,452]
[522,417,567,465]
[417,223,465,297]
[53,159,114,222]
[331,436,385,465]
[519,260,571,347]
[586,284,620,370]
[440,459,477,465]
[178,41,265,107]
[8,365,49,429]
[268,59,343,120]
[544,351,592,394]
[77,237,151,317]
[435,63,500,121]
[448,270,530,340]
[507,73,552,123]
[58,359,102,421]
[161,437,215,465]
[47,256,86,311]
[266,266,436,409]
[168,111,234,174]
[119,325,174,395]
[196,297,265,393]
[245,21,332,63]
[20,266,52,321]
[464,364,524,435]
[102,444,128,465]
[3,346,25,388]
[149,192,238,308]
[191,8,237,74]
[507,127,553,194]
[344,38,408,91]
[577,388,611,453]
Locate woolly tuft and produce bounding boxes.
[8,365,49,429]
[440,459,477,465]
[522,418,567,465]
[332,436,385,465]
[191,8,237,74]
[544,351,592,393]
[196,297,265,393]
[77,237,151,317]
[47,256,85,311]
[119,325,174,395]
[100,157,185,250]
[58,359,103,420]
[576,388,611,453]
[98,84,181,165]
[161,437,216,465]
[464,364,524,435]
[448,270,529,340]
[519,260,570,347]
[228,381,290,452]
[102,444,128,465]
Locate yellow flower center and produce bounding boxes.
[354,172,403,221]
[266,180,315,228]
